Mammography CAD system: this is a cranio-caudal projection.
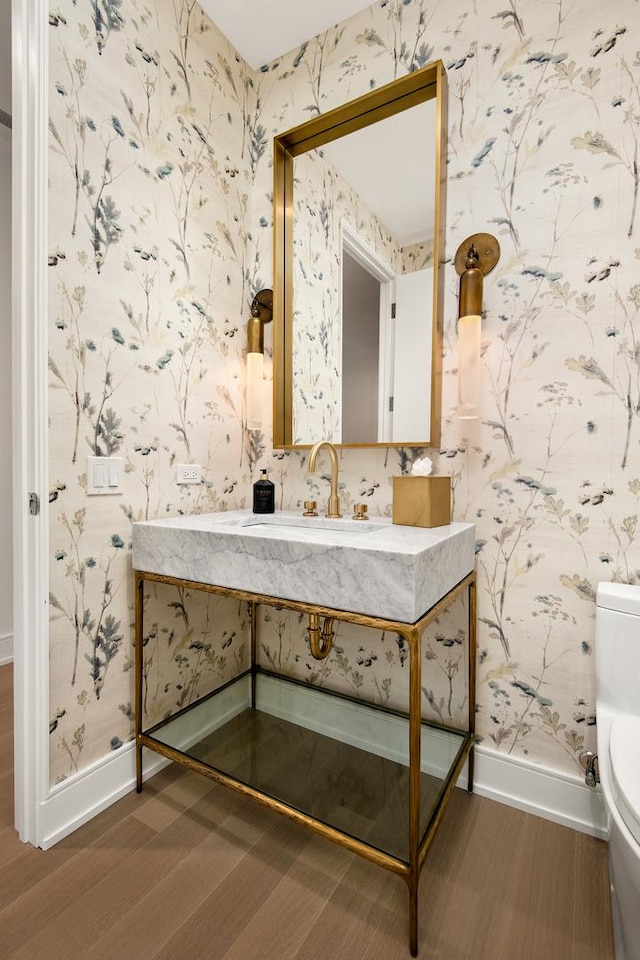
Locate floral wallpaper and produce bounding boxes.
[47,0,640,790]
[403,238,434,274]
[48,0,262,781]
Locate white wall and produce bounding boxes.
[0,0,11,660]
[0,123,11,661]
[0,0,10,114]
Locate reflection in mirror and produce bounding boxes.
[273,61,447,448]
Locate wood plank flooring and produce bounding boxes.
[0,664,615,959]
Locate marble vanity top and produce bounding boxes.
[132,510,475,622]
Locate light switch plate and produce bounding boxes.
[86,456,123,495]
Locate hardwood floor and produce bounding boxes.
[0,663,614,959]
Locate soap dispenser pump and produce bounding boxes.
[253,469,275,514]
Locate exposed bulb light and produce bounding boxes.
[245,288,273,432]
[454,234,500,420]
[246,351,265,430]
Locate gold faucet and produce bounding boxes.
[307,440,342,518]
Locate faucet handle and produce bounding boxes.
[353,503,368,521]
[303,500,318,517]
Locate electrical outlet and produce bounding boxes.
[176,464,202,485]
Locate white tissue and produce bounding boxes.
[410,456,433,477]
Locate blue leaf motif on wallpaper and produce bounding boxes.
[156,163,174,180]
[411,43,435,71]
[447,51,476,71]
[515,476,557,496]
[111,327,125,345]
[92,194,123,273]
[156,350,174,370]
[471,139,496,168]
[191,123,213,154]
[111,116,125,138]
[134,41,158,67]
[525,52,568,65]
[590,27,626,58]
[511,680,552,707]
[521,266,563,281]
[93,0,125,56]
[191,300,212,321]
[493,7,525,37]
[293,43,308,68]
[88,613,124,699]
[110,535,125,549]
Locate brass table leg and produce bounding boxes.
[250,601,257,709]
[408,625,422,957]
[467,577,477,794]
[134,572,144,793]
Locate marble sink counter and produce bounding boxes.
[132,510,475,623]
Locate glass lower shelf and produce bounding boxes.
[144,673,468,864]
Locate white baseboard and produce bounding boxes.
[38,680,249,849]
[39,742,169,849]
[469,746,607,839]
[0,631,13,665]
[36,676,607,848]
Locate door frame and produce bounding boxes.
[341,220,395,442]
[12,0,50,846]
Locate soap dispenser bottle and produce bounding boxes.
[253,469,275,514]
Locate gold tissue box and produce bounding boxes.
[392,476,451,528]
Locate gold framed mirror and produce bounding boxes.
[272,60,447,449]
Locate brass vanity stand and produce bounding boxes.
[134,569,476,956]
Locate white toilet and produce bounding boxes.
[596,582,640,960]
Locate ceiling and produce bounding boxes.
[199,0,375,69]
[201,0,435,244]
[323,100,436,245]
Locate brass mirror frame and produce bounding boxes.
[272,60,448,449]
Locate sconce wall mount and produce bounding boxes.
[246,288,273,353]
[454,233,500,288]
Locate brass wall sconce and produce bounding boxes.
[246,288,273,431]
[454,234,500,419]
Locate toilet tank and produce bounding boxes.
[596,582,640,717]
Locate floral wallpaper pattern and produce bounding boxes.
[48,0,261,780]
[47,0,640,790]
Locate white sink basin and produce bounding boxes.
[133,510,475,622]
[204,513,385,534]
